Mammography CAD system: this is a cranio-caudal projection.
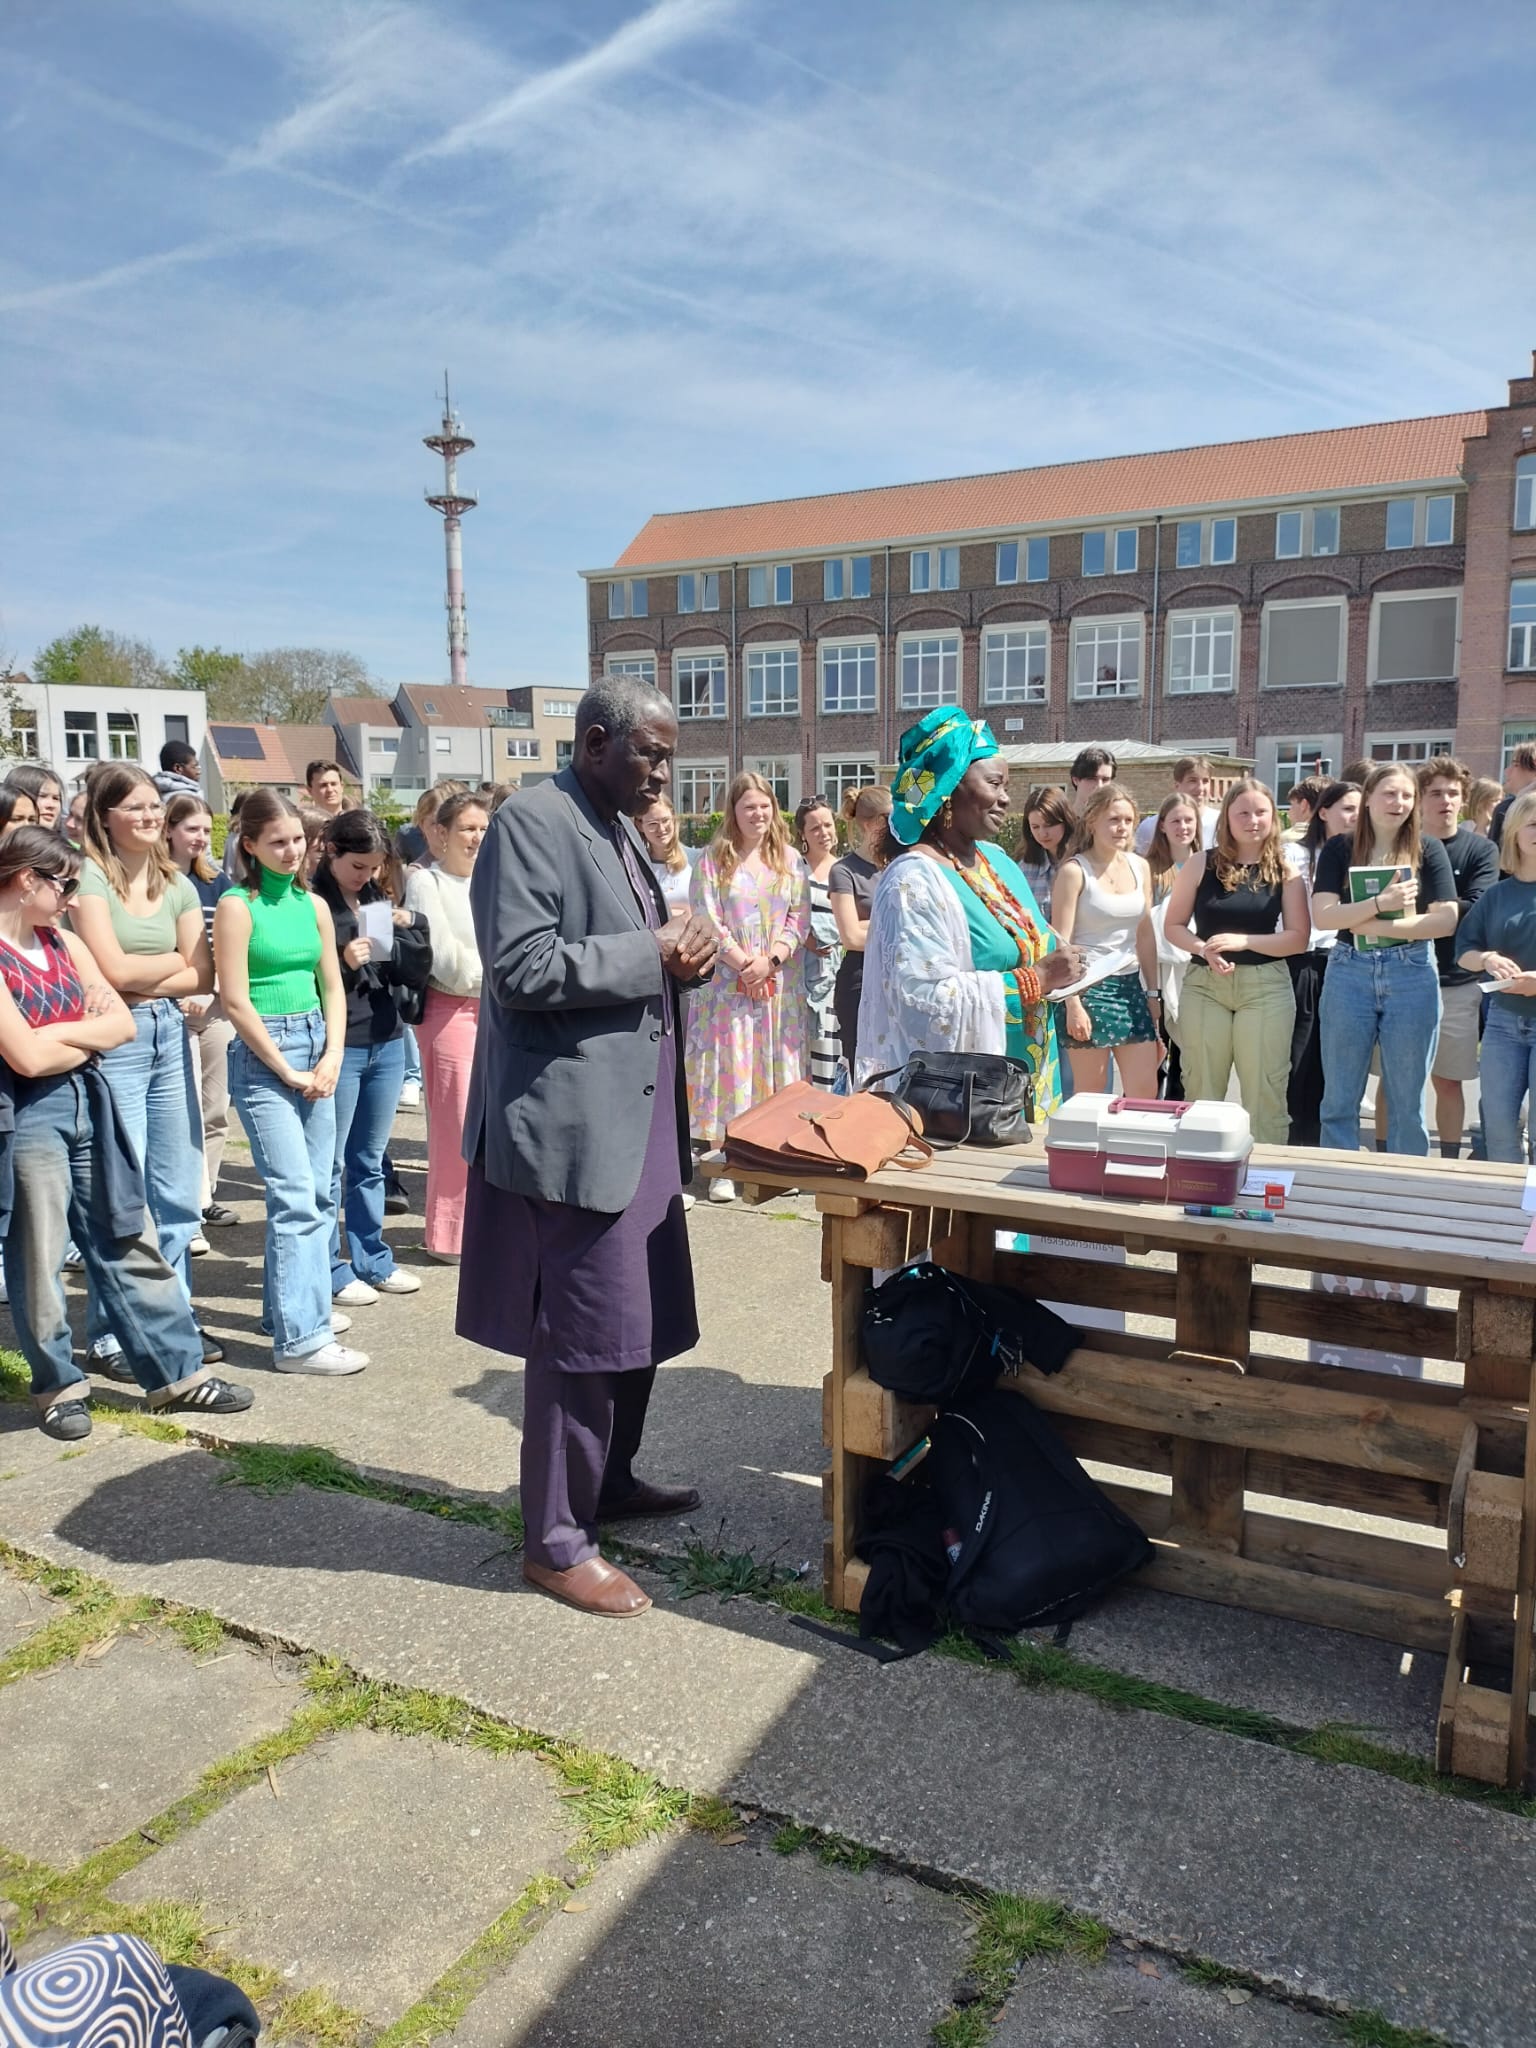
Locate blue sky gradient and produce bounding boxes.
[2,0,1531,690]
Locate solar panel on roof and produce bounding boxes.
[211,726,263,759]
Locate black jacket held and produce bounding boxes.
[312,872,433,1048]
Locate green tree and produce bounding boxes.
[34,625,168,689]
[173,644,375,725]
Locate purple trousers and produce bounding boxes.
[522,1362,656,1569]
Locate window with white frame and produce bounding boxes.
[1072,615,1142,697]
[747,563,793,606]
[676,570,721,614]
[823,555,872,601]
[1517,455,1536,532]
[434,735,452,753]
[1261,598,1346,688]
[1114,527,1138,573]
[749,758,796,811]
[607,578,647,618]
[1503,725,1536,776]
[1272,741,1336,787]
[899,632,960,708]
[555,739,574,769]
[63,711,98,760]
[981,624,1047,705]
[996,541,1019,584]
[1366,735,1454,765]
[818,759,880,807]
[1175,516,1237,567]
[542,699,576,717]
[1512,580,1536,672]
[999,537,1049,583]
[1166,608,1237,694]
[910,546,959,593]
[8,708,38,759]
[1082,529,1137,577]
[820,639,878,715]
[1274,506,1340,559]
[1081,531,1106,576]
[368,735,400,754]
[673,761,727,815]
[605,654,657,685]
[746,644,800,717]
[1371,590,1459,684]
[505,737,540,759]
[1385,495,1456,549]
[106,712,139,760]
[673,651,727,721]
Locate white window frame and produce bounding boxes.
[1274,506,1340,559]
[1367,587,1461,685]
[504,737,540,759]
[819,637,878,715]
[748,757,799,811]
[1025,535,1050,582]
[898,631,961,710]
[606,578,647,618]
[1081,531,1107,577]
[1164,607,1238,696]
[817,758,880,808]
[995,540,1020,585]
[677,572,699,614]
[1384,494,1457,549]
[604,654,657,685]
[1364,732,1454,766]
[106,711,140,761]
[1071,614,1143,699]
[1114,526,1138,574]
[1260,595,1347,689]
[1269,739,1338,789]
[823,555,872,601]
[673,760,727,816]
[1176,517,1237,567]
[745,641,801,718]
[541,699,576,717]
[910,546,959,593]
[1511,579,1536,673]
[747,563,793,607]
[1516,455,1536,532]
[672,648,728,722]
[368,735,400,754]
[63,711,98,761]
[1503,725,1536,776]
[980,623,1048,706]
[8,708,39,759]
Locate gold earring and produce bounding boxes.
[939,798,954,830]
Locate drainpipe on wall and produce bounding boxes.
[729,562,739,784]
[1145,516,1163,747]
[882,544,892,769]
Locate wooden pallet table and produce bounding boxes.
[707,1141,1536,1789]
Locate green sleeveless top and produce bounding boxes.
[236,865,322,1017]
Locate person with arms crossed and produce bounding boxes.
[457,678,717,1620]
[1457,787,1536,1161]
[1414,758,1496,1159]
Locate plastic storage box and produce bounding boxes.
[1045,1095,1252,1205]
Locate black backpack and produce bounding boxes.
[927,1388,1153,1636]
[861,1262,1078,1405]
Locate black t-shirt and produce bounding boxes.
[1189,856,1288,969]
[1311,832,1457,949]
[830,853,880,1008]
[1432,824,1499,986]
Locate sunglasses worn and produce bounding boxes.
[40,873,79,900]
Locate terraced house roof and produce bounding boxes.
[609,411,1485,569]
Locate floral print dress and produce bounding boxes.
[686,847,811,1143]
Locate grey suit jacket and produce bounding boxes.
[462,767,690,1213]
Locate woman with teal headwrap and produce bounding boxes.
[857,708,1084,1113]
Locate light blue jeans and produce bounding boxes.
[401,1024,422,1088]
[228,1012,337,1359]
[85,997,204,1352]
[330,1035,405,1289]
[1477,1002,1536,1163]
[4,1073,205,1408]
[1318,941,1441,1156]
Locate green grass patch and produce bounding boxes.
[768,1819,873,1872]
[91,1404,187,1444]
[686,1794,740,1838]
[1331,2013,1450,2048]
[0,1348,29,1402]
[215,1440,525,1551]
[374,1874,568,2048]
[932,1891,1109,2044]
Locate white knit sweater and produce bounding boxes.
[403,866,482,998]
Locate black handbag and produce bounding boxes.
[867,1050,1035,1146]
[862,1261,1078,1404]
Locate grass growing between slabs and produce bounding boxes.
[214,1439,526,1552]
[930,1892,1110,2048]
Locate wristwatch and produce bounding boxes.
[769,951,785,970]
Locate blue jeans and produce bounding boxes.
[228,1013,337,1359]
[85,997,204,1351]
[330,1035,405,1288]
[1477,1003,1536,1163]
[401,1024,422,1087]
[1319,941,1441,1156]
[3,1074,205,1409]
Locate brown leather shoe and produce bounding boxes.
[598,1481,702,1523]
[522,1556,653,1618]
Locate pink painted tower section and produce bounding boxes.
[423,373,477,688]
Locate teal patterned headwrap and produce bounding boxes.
[888,707,1000,846]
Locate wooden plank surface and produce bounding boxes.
[1168,1250,1251,1554]
[1511,1359,1536,1789]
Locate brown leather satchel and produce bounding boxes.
[724,1080,934,1181]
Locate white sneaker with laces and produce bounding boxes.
[374,1271,422,1295]
[397,1081,423,1109]
[708,1177,737,1204]
[275,1343,369,1376]
[333,1278,379,1308]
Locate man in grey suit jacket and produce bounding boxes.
[457,677,717,1618]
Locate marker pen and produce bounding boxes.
[1184,1204,1275,1222]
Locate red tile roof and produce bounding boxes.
[609,411,1485,569]
[206,723,362,790]
[397,684,510,726]
[328,696,399,726]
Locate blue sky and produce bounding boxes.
[1,0,1531,691]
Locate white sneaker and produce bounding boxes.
[333,1278,379,1307]
[62,1242,84,1272]
[708,1177,736,1204]
[681,1192,696,1212]
[275,1343,369,1375]
[330,1311,352,1334]
[397,1081,423,1109]
[189,1232,211,1257]
[373,1270,422,1295]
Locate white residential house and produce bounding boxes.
[2,677,207,780]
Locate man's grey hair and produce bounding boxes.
[575,674,671,747]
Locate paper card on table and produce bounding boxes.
[1523,1169,1536,1214]
[357,899,395,962]
[1241,1168,1294,1199]
[1045,949,1138,1002]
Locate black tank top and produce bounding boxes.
[1190,856,1286,969]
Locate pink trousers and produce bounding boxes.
[418,989,478,1256]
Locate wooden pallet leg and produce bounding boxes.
[826,1215,872,1612]
[1168,1249,1253,1555]
[1458,1288,1536,1408]
[1511,1360,1536,1790]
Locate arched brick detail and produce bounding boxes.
[1068,591,1148,618]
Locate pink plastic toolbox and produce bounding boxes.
[1045,1095,1252,1205]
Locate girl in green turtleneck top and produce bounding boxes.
[214,790,367,1379]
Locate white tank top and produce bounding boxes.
[1069,851,1147,969]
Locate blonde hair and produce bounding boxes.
[1352,764,1422,872]
[640,794,688,874]
[710,772,791,885]
[1071,780,1139,856]
[1500,787,1536,875]
[163,792,219,885]
[1146,793,1203,896]
[82,763,179,903]
[1212,777,1288,891]
[1469,776,1502,834]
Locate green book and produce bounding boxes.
[1349,865,1410,950]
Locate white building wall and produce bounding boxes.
[7,682,207,782]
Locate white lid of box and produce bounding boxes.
[1044,1093,1251,1164]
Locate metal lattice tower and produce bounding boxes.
[423,373,477,687]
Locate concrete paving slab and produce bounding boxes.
[994,1952,1337,2046]
[452,1828,969,2048]
[111,1728,577,2024]
[1,1436,1531,2045]
[0,1568,61,1646]
[0,1631,301,1866]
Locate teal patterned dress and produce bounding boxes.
[938,842,1063,1116]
